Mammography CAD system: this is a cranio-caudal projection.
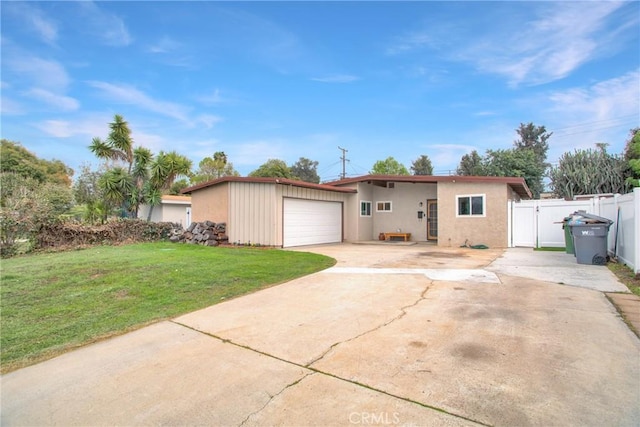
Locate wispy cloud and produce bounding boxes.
[148,36,181,54]
[197,89,224,105]
[311,74,360,84]
[87,81,222,128]
[390,2,633,87]
[231,140,287,166]
[6,54,70,91]
[24,88,80,111]
[35,115,111,139]
[4,2,58,45]
[386,32,433,55]
[0,96,25,115]
[77,1,131,47]
[543,69,640,151]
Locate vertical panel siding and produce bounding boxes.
[229,182,277,246]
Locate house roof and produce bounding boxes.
[181,176,358,194]
[182,174,532,199]
[326,174,532,199]
[161,195,191,204]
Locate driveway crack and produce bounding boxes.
[306,281,433,367]
[238,371,316,426]
[171,318,487,426]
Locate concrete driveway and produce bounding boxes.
[2,244,639,426]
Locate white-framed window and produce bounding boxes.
[376,201,392,212]
[456,194,485,217]
[360,201,372,217]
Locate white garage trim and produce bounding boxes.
[283,198,342,247]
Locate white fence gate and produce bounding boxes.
[510,188,640,274]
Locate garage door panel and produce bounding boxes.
[283,199,342,247]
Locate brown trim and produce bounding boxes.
[182,174,531,199]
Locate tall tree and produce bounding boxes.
[90,115,192,218]
[410,155,433,175]
[549,144,631,199]
[623,128,640,187]
[249,159,294,178]
[191,151,239,184]
[514,122,551,164]
[513,122,551,197]
[370,157,409,175]
[456,150,485,176]
[291,157,320,183]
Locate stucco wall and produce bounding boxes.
[437,181,509,248]
[161,204,190,226]
[191,183,229,224]
[365,182,437,241]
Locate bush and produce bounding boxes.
[33,219,178,251]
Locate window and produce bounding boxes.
[456,194,485,217]
[360,201,372,217]
[376,201,392,212]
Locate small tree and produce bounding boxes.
[410,155,433,175]
[291,157,320,183]
[0,173,72,256]
[249,159,294,178]
[370,157,409,175]
[191,151,239,184]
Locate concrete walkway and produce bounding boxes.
[2,245,639,426]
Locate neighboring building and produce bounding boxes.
[138,195,192,227]
[182,174,531,248]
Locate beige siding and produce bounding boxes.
[229,182,278,246]
[191,183,229,224]
[437,182,509,248]
[190,181,354,246]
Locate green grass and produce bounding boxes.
[0,242,335,373]
[608,261,640,297]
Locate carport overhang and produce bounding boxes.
[327,174,532,199]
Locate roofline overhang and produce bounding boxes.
[326,174,532,199]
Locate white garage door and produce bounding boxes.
[283,198,342,247]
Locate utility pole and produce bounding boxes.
[338,146,348,179]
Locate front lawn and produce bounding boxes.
[1,243,335,373]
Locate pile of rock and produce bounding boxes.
[169,221,228,246]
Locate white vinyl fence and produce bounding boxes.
[509,187,640,273]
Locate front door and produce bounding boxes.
[427,199,438,240]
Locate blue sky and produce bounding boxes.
[2,1,639,182]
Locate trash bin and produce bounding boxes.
[569,213,613,265]
[562,217,575,255]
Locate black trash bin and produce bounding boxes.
[568,213,613,265]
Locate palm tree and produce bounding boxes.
[89,115,134,172]
[145,151,192,220]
